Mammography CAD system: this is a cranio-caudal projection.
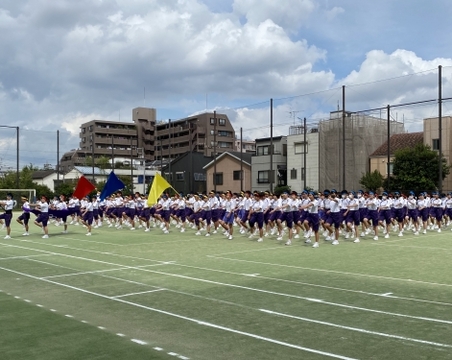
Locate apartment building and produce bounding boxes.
[155,112,235,161]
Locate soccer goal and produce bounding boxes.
[0,189,36,207]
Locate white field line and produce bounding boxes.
[260,309,452,349]
[0,266,359,360]
[112,289,165,299]
[0,254,54,261]
[51,233,207,246]
[207,246,286,257]
[173,263,452,307]
[4,238,167,264]
[2,242,452,326]
[373,244,452,252]
[0,242,169,270]
[208,256,452,288]
[26,258,171,280]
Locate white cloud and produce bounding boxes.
[232,0,315,31]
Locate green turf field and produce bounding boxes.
[1,218,452,360]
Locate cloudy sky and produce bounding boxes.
[1,0,452,168]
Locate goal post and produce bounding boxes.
[0,189,37,208]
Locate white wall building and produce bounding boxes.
[286,125,319,192]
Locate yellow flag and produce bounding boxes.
[147,173,173,206]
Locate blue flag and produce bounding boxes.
[100,171,125,200]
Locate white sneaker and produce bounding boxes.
[86,232,92,236]
[195,231,201,235]
[294,234,300,239]
[228,235,233,240]
[145,228,150,232]
[422,229,427,234]
[180,228,185,233]
[398,232,403,237]
[353,238,360,243]
[42,235,49,239]
[277,236,283,241]
[212,230,217,234]
[305,239,311,244]
[332,240,339,245]
[4,235,11,239]
[325,236,332,241]
[360,232,365,237]
[373,236,378,241]
[205,233,211,237]
[22,232,29,236]
[384,234,389,239]
[62,230,68,234]
[438,228,442,233]
[163,230,169,234]
[345,233,350,239]
[414,231,419,235]
[312,242,319,248]
[285,240,291,246]
[257,238,263,242]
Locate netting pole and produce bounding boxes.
[342,86,345,190]
[270,99,274,193]
[303,117,307,190]
[387,105,391,192]
[438,65,443,193]
[57,130,60,183]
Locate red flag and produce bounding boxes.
[72,176,96,199]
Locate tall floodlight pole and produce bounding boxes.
[438,65,443,193]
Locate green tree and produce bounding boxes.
[54,179,78,197]
[96,156,111,170]
[359,170,384,192]
[391,144,450,192]
[273,185,291,196]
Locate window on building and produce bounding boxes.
[214,172,223,185]
[82,128,86,134]
[210,118,215,125]
[290,168,297,179]
[233,170,242,180]
[89,125,93,132]
[432,138,440,151]
[294,142,308,154]
[176,172,184,181]
[257,145,272,156]
[219,118,226,126]
[258,170,270,183]
[218,130,231,137]
[218,142,231,148]
[194,173,206,181]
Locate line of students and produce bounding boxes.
[2,189,451,246]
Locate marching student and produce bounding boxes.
[364,191,380,240]
[31,195,50,239]
[299,191,321,248]
[16,196,31,236]
[344,191,360,242]
[0,193,14,239]
[55,194,69,234]
[378,192,392,239]
[431,192,443,233]
[219,191,235,240]
[406,191,420,235]
[248,192,265,242]
[80,196,94,236]
[324,189,341,245]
